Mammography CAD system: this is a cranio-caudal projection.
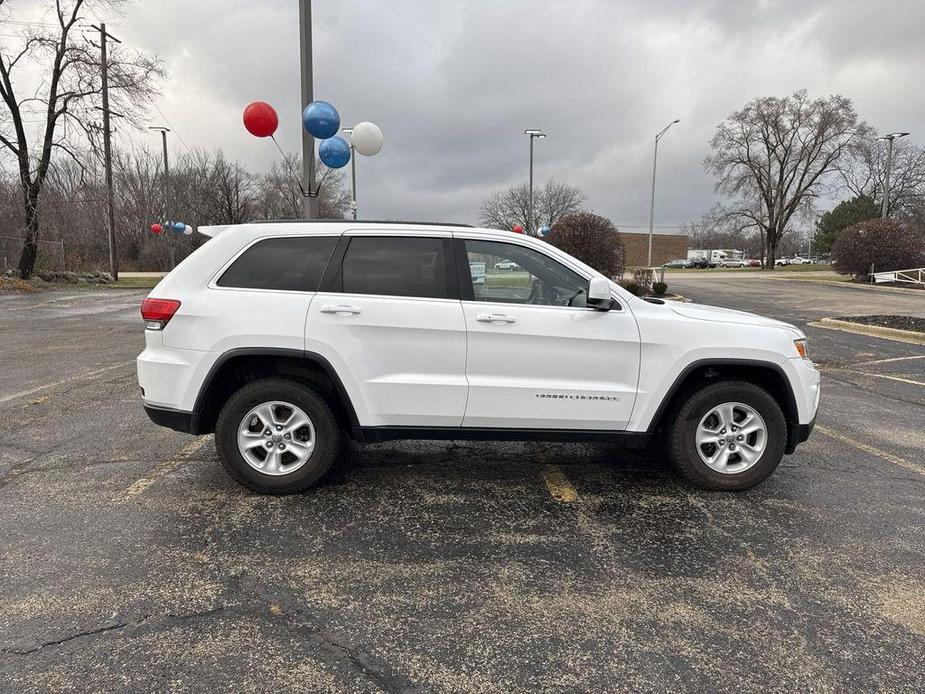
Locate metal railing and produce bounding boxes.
[871,267,925,286]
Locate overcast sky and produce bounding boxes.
[39,0,925,228]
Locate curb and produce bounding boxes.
[767,277,925,295]
[810,318,925,345]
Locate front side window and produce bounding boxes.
[342,236,447,299]
[217,236,337,291]
[463,239,588,307]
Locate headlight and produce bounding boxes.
[794,338,809,360]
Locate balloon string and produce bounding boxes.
[271,134,307,197]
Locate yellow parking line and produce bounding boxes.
[815,425,924,477]
[112,437,211,503]
[542,465,578,502]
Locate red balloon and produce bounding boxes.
[512,224,524,233]
[150,223,163,235]
[243,101,278,138]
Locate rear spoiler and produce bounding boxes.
[198,225,233,238]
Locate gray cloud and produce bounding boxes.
[109,0,925,228]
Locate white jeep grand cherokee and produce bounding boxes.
[137,221,819,494]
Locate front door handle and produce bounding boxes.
[476,313,516,324]
[320,304,362,315]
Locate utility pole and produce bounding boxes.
[91,23,121,280]
[150,126,174,269]
[877,132,909,218]
[299,0,318,219]
[524,129,545,235]
[647,119,680,267]
[342,127,358,219]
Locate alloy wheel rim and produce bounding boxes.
[237,400,316,476]
[695,401,767,474]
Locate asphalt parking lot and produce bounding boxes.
[1,280,923,693]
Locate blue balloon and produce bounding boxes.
[318,136,351,169]
[172,221,186,233]
[302,100,340,139]
[538,225,551,237]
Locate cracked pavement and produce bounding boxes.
[1,283,924,693]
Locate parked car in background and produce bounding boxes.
[789,257,812,265]
[775,257,791,266]
[720,258,749,268]
[746,259,762,267]
[137,221,819,494]
[664,258,696,269]
[688,257,711,269]
[494,260,520,271]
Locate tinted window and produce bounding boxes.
[217,236,337,291]
[342,237,447,299]
[464,239,588,307]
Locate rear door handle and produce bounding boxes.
[476,313,516,324]
[320,304,362,315]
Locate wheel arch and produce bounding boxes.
[646,358,801,453]
[192,348,361,437]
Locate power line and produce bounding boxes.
[151,102,191,151]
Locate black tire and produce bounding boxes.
[215,378,341,494]
[668,380,786,491]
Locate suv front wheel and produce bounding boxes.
[668,381,786,491]
[215,378,340,494]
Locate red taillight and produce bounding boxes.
[141,298,181,329]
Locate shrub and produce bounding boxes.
[652,281,668,296]
[619,279,644,296]
[832,219,925,278]
[547,212,623,278]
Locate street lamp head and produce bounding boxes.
[525,128,545,137]
[148,126,170,133]
[878,132,910,141]
[341,127,354,135]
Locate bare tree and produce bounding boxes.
[704,91,869,267]
[209,153,255,224]
[480,179,585,231]
[0,0,163,277]
[837,135,925,217]
[255,153,350,221]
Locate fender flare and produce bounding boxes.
[645,357,800,450]
[193,347,362,434]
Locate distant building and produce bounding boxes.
[620,229,689,267]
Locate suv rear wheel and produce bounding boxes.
[668,380,786,491]
[215,378,340,494]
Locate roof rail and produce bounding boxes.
[246,219,474,228]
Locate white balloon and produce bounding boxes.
[184,225,193,236]
[350,121,383,156]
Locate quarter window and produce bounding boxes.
[342,237,447,299]
[463,239,589,307]
[217,236,337,291]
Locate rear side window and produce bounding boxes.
[341,236,447,299]
[217,236,337,291]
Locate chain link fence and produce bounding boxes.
[0,236,67,272]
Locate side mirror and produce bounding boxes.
[587,277,613,311]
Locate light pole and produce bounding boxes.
[342,127,357,219]
[149,126,174,270]
[525,129,545,235]
[299,0,318,219]
[877,132,909,218]
[647,118,680,267]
